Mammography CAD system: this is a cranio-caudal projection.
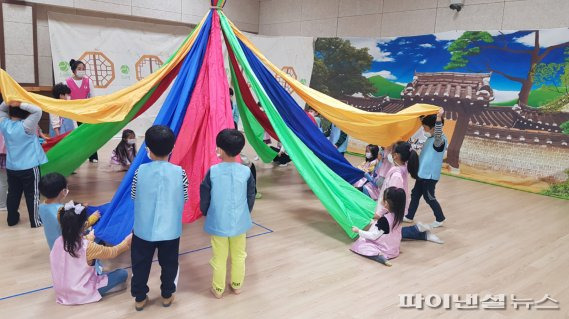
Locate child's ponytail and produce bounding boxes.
[393,141,419,179]
[58,202,88,258]
[407,149,419,179]
[383,187,406,229]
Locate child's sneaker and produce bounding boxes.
[415,222,431,232]
[430,220,444,228]
[255,193,263,199]
[135,296,148,311]
[162,294,175,307]
[210,287,223,299]
[279,163,288,167]
[230,284,242,295]
[373,255,392,267]
[403,216,413,223]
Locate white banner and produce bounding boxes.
[230,34,314,107]
[48,12,190,135]
[48,12,314,136]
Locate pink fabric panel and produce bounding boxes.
[170,11,234,223]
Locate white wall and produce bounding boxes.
[26,0,260,32]
[259,0,569,37]
[3,0,260,86]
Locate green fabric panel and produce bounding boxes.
[41,87,156,176]
[229,62,277,163]
[220,12,375,239]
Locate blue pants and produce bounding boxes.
[131,235,179,301]
[406,178,445,222]
[402,225,427,241]
[98,269,128,296]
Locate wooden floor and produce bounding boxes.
[1,145,568,318]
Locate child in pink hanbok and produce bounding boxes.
[362,144,391,200]
[108,129,137,172]
[373,141,418,217]
[49,202,132,305]
[350,187,406,266]
[353,145,380,189]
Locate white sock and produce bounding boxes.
[426,231,444,244]
[430,220,444,228]
[416,222,431,232]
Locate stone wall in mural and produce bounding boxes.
[311,29,569,199]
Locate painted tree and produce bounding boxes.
[536,47,569,111]
[445,31,569,105]
[311,38,375,99]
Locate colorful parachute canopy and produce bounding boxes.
[0,4,440,243]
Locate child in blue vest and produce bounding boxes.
[230,88,240,130]
[38,173,100,250]
[130,125,188,311]
[0,101,48,227]
[404,108,447,228]
[325,123,349,157]
[49,83,77,137]
[200,129,256,299]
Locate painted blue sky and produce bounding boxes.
[347,29,569,102]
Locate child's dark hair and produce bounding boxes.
[393,141,419,179]
[420,114,444,128]
[59,204,88,258]
[383,187,406,229]
[114,129,137,166]
[52,83,71,99]
[8,106,30,119]
[69,59,85,72]
[145,125,175,157]
[39,173,67,199]
[216,129,245,157]
[229,88,234,96]
[366,144,380,162]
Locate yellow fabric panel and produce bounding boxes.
[0,14,208,124]
[228,19,440,146]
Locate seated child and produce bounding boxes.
[353,144,380,189]
[39,173,100,250]
[362,144,393,200]
[109,129,137,171]
[350,187,405,267]
[271,143,291,167]
[200,129,256,299]
[130,125,188,311]
[306,107,322,131]
[50,202,131,305]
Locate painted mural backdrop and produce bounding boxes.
[310,29,569,199]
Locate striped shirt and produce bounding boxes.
[131,168,189,201]
[433,122,444,148]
